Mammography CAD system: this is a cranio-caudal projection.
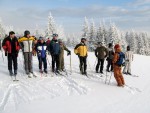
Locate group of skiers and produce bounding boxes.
[2,30,134,87]
[74,38,133,87]
[2,31,71,78]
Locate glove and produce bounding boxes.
[67,51,71,56]
[76,53,80,56]
[5,52,7,56]
[38,52,41,56]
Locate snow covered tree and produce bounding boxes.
[45,12,56,38]
[34,24,40,38]
[88,19,96,51]
[82,17,89,39]
[96,21,106,45]
[137,33,145,55]
[0,18,6,39]
[128,30,138,53]
[107,23,121,45]
[56,25,66,41]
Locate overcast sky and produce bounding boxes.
[0,0,149,35]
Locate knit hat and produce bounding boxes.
[97,42,102,45]
[81,38,86,41]
[108,43,113,48]
[114,44,120,49]
[24,30,30,36]
[58,39,63,43]
[52,34,58,37]
[127,45,130,51]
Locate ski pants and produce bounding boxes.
[107,59,113,71]
[123,61,131,73]
[114,65,125,86]
[51,54,59,71]
[96,58,104,73]
[23,52,33,74]
[79,56,87,73]
[59,56,64,71]
[38,56,47,70]
[7,53,18,71]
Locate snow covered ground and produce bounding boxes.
[0,50,150,113]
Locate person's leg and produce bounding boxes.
[114,66,123,86]
[83,57,87,74]
[107,59,111,72]
[43,57,47,72]
[100,59,104,73]
[56,54,60,71]
[110,59,113,71]
[126,61,131,74]
[79,57,84,73]
[28,52,33,73]
[123,61,128,74]
[96,59,100,72]
[51,55,55,71]
[59,55,62,71]
[24,53,29,74]
[62,56,65,71]
[7,54,13,75]
[38,56,42,70]
[12,54,18,75]
[118,67,125,85]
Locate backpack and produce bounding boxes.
[116,52,125,66]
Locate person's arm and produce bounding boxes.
[105,48,109,58]
[113,53,119,64]
[64,45,69,52]
[16,39,20,51]
[2,38,7,51]
[95,48,98,57]
[74,44,80,55]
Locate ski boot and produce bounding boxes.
[9,70,13,76]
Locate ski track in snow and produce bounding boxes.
[0,70,89,112]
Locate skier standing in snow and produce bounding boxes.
[106,43,114,72]
[123,46,134,75]
[49,34,60,73]
[74,38,88,75]
[95,42,108,74]
[58,39,71,72]
[36,37,48,74]
[18,30,36,78]
[2,31,20,76]
[113,44,125,87]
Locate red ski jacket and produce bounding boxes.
[2,36,20,54]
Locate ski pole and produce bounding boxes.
[105,70,108,84]
[108,71,113,85]
[94,58,97,68]
[1,50,4,62]
[40,56,43,77]
[70,55,72,73]
[87,58,93,72]
[47,56,51,67]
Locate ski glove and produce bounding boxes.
[67,51,71,56]
[38,52,41,56]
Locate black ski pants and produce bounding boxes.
[79,56,87,73]
[51,54,59,71]
[7,53,18,71]
[96,58,104,73]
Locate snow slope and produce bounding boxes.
[0,50,150,113]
